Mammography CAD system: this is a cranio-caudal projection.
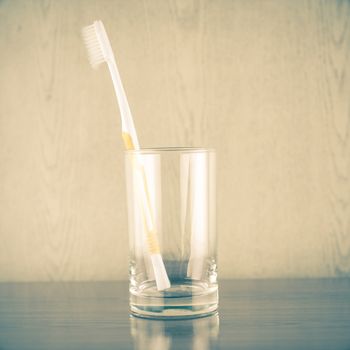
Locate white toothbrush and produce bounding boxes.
[82,20,170,291]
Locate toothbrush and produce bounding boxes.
[82,20,170,291]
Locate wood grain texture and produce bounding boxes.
[0,0,349,281]
[0,280,350,349]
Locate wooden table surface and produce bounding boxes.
[0,279,349,349]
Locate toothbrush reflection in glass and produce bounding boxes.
[82,20,170,291]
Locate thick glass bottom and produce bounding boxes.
[130,280,218,319]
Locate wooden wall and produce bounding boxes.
[0,0,349,281]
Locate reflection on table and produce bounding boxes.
[130,313,219,350]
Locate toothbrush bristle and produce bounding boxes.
[82,23,105,69]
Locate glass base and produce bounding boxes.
[130,280,218,319]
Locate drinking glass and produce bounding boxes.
[125,147,217,319]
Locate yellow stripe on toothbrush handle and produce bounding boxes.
[141,208,160,254]
[122,132,134,150]
[147,230,160,255]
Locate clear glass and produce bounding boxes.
[125,147,217,319]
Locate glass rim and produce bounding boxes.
[125,146,215,154]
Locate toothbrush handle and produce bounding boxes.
[107,59,140,149]
[134,157,171,290]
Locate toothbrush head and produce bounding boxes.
[82,20,113,69]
